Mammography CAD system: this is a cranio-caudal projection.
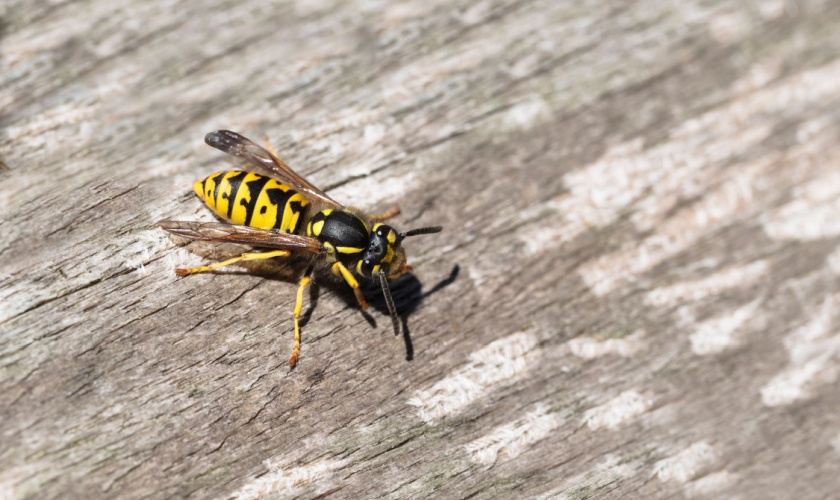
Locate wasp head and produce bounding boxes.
[356,224,442,279]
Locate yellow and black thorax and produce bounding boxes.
[193,171,308,233]
[306,209,400,277]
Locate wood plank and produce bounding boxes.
[2,0,840,498]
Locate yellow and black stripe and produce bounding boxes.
[193,171,308,233]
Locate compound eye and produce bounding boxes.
[364,258,371,265]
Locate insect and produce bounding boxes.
[160,130,442,367]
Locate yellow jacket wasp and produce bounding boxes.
[160,130,442,367]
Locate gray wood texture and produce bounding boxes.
[3,0,840,498]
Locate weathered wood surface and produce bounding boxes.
[3,0,840,498]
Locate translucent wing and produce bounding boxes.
[159,221,326,253]
[204,130,342,209]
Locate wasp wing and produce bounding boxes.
[160,221,326,253]
[204,130,342,209]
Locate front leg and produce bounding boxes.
[331,261,369,310]
[290,267,314,368]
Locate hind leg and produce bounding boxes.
[368,206,401,221]
[175,249,290,276]
[290,267,314,367]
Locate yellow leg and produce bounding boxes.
[388,263,413,280]
[264,135,280,158]
[175,249,290,276]
[369,205,401,221]
[290,269,312,368]
[332,261,368,310]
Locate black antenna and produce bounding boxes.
[379,271,401,336]
[402,226,443,238]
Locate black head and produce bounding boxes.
[356,224,443,279]
[357,224,400,278]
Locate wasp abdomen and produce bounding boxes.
[193,171,308,233]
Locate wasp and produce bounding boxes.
[160,130,442,367]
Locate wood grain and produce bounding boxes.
[2,0,840,498]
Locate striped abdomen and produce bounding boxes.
[193,171,309,233]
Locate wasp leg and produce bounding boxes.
[388,263,413,280]
[368,205,401,221]
[290,267,313,368]
[264,135,281,158]
[331,261,369,310]
[175,249,291,276]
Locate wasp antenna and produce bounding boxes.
[379,271,401,337]
[403,226,443,238]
